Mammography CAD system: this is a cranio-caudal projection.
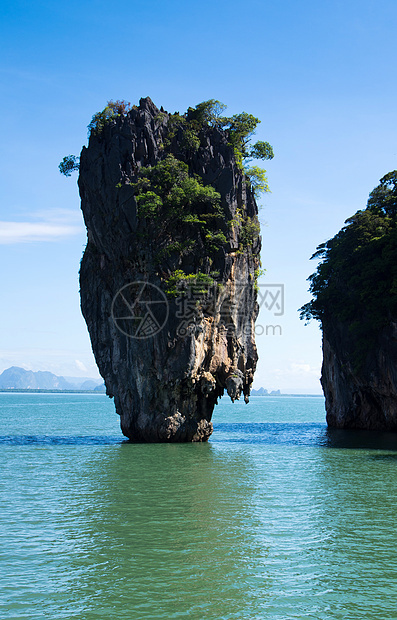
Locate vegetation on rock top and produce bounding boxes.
[60,97,273,297]
[300,170,397,366]
[59,98,274,197]
[87,99,133,136]
[132,154,221,220]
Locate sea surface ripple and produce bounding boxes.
[1,393,397,619]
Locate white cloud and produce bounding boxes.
[33,208,83,224]
[75,359,88,372]
[0,222,82,244]
[254,358,323,394]
[0,210,83,244]
[289,361,321,376]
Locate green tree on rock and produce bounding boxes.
[59,155,79,176]
[187,101,274,196]
[367,170,397,217]
[300,169,397,366]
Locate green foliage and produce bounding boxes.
[249,141,274,161]
[88,100,132,137]
[155,240,196,262]
[226,112,261,161]
[163,113,188,148]
[135,189,163,218]
[239,216,261,249]
[205,230,227,251]
[186,100,227,127]
[59,155,79,176]
[367,170,397,217]
[188,103,274,191]
[167,101,274,190]
[300,209,397,324]
[181,128,201,152]
[254,267,266,279]
[165,270,216,296]
[227,206,243,230]
[214,111,273,171]
[300,171,397,366]
[132,153,228,264]
[244,166,270,197]
[78,97,268,301]
[155,111,167,124]
[253,267,266,293]
[180,213,207,224]
[132,154,221,220]
[163,110,203,153]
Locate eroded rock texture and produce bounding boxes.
[79,97,261,441]
[321,319,397,430]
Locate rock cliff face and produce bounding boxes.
[78,97,261,441]
[321,319,397,430]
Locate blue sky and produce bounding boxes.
[1,0,397,392]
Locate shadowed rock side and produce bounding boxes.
[321,320,397,430]
[78,97,261,441]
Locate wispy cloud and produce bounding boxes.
[0,209,83,244]
[32,208,83,223]
[75,359,88,372]
[270,360,321,379]
[289,361,321,376]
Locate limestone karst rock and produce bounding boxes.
[301,172,397,430]
[321,320,397,430]
[78,97,262,441]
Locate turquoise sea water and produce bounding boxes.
[1,393,397,620]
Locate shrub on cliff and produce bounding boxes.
[367,170,397,217]
[132,154,221,220]
[187,100,274,191]
[161,100,274,195]
[87,99,132,136]
[131,153,227,277]
[59,100,133,176]
[58,155,79,176]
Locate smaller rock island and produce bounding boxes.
[301,171,397,430]
[78,98,273,441]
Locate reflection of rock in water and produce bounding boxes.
[62,444,266,617]
[79,98,261,441]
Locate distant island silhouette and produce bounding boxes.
[0,367,105,392]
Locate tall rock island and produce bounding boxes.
[301,171,397,430]
[78,98,269,441]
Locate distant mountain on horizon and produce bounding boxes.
[0,367,105,391]
[250,388,281,395]
[0,368,318,396]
